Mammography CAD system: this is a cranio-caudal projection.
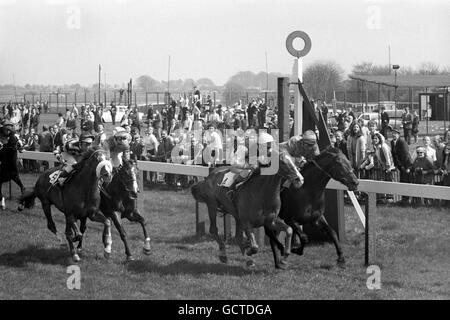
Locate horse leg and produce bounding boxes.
[0,183,4,210]
[125,209,151,255]
[243,227,259,256]
[111,211,134,261]
[65,215,80,262]
[265,216,293,259]
[264,226,287,270]
[11,175,25,193]
[87,208,112,259]
[316,215,345,266]
[207,204,228,263]
[41,201,64,245]
[76,217,87,253]
[290,221,308,256]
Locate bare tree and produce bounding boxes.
[303,60,345,101]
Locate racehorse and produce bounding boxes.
[0,127,25,209]
[191,150,307,269]
[18,148,113,262]
[75,159,151,261]
[275,146,359,267]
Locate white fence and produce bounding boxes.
[16,151,450,265]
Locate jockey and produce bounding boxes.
[224,130,319,198]
[100,127,132,171]
[56,133,95,186]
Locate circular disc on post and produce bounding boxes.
[286,31,312,58]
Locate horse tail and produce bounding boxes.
[18,188,36,210]
[191,180,207,203]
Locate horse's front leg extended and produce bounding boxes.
[76,217,87,252]
[111,211,133,261]
[316,215,345,266]
[126,209,151,255]
[87,207,112,259]
[65,215,80,262]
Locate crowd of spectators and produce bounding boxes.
[1,92,449,206]
[328,105,450,206]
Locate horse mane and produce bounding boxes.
[301,145,341,172]
[78,146,103,164]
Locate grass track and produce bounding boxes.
[0,173,449,300]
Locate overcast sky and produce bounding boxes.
[0,0,449,86]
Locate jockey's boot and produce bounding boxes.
[226,168,254,200]
[57,170,71,187]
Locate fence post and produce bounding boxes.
[365,192,377,266]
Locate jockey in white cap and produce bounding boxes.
[56,133,95,186]
[223,130,319,197]
[100,127,132,170]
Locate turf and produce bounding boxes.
[0,173,449,300]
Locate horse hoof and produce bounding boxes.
[72,254,81,263]
[126,256,135,262]
[104,251,111,259]
[17,204,24,212]
[246,246,259,256]
[337,257,346,267]
[143,248,152,255]
[246,260,256,267]
[219,255,228,264]
[291,247,304,256]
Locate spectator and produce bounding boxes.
[38,125,54,171]
[347,121,366,172]
[412,110,419,144]
[334,130,348,158]
[372,132,395,201]
[438,143,450,188]
[29,108,40,132]
[359,150,375,179]
[390,128,413,204]
[412,136,437,164]
[155,130,175,187]
[366,120,378,151]
[380,106,390,139]
[129,131,145,162]
[204,123,223,166]
[110,102,117,125]
[258,98,268,128]
[401,107,413,145]
[56,112,65,128]
[411,146,435,206]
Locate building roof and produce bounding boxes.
[348,75,450,88]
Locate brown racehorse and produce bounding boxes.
[18,148,113,262]
[34,158,151,262]
[191,148,309,269]
[276,146,359,267]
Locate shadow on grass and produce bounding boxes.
[0,245,68,268]
[126,259,268,276]
[150,234,214,245]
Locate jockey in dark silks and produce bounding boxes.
[0,120,25,209]
[56,133,96,186]
[99,127,132,172]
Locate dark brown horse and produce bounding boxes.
[275,146,359,267]
[98,159,151,261]
[37,159,152,262]
[18,148,113,262]
[0,128,25,209]
[191,148,309,269]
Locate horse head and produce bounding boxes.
[310,146,359,191]
[115,159,139,199]
[82,148,113,185]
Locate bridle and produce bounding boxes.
[310,159,333,180]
